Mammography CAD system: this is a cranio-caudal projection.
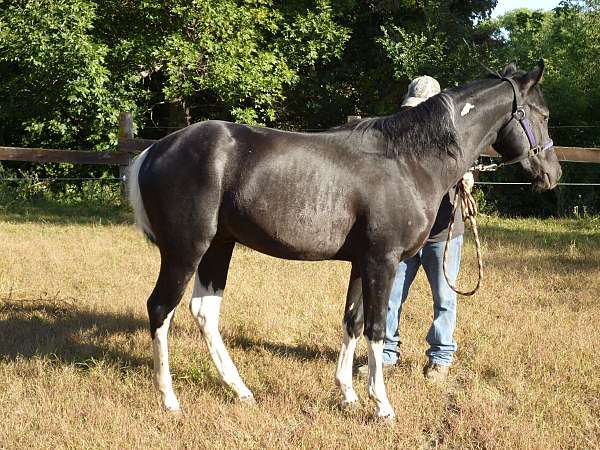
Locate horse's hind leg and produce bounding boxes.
[189,241,254,403]
[149,249,206,412]
[361,253,397,419]
[335,262,363,408]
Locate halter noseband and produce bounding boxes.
[495,76,554,166]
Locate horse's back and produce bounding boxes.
[138,120,371,259]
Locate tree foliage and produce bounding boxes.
[490,0,600,146]
[0,0,349,149]
[480,0,600,215]
[0,0,132,150]
[1,0,599,215]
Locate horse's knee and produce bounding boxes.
[148,299,176,338]
[363,320,386,342]
[343,301,364,338]
[344,316,363,339]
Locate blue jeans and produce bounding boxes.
[382,235,463,367]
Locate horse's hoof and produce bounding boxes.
[376,414,396,425]
[375,407,396,423]
[339,399,360,411]
[165,407,183,419]
[239,395,256,406]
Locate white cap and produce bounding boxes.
[401,75,441,107]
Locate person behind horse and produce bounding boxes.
[358,75,473,382]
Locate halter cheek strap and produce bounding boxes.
[496,77,554,166]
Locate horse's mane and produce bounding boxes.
[331,94,459,160]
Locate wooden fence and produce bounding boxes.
[1,112,599,194]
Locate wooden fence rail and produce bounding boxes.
[0,113,599,189]
[115,136,600,164]
[0,146,130,165]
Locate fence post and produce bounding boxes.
[119,112,134,141]
[118,112,134,199]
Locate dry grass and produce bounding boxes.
[1,203,599,449]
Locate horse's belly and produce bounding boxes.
[224,198,355,260]
[222,150,360,259]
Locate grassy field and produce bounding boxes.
[1,201,599,449]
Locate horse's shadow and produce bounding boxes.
[0,297,339,372]
[0,297,150,369]
[227,333,340,363]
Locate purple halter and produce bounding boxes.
[496,76,554,166]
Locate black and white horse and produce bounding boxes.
[128,61,561,419]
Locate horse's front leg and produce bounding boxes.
[335,262,363,409]
[360,252,397,419]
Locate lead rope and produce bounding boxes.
[442,177,483,296]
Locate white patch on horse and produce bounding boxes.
[152,308,180,411]
[128,147,155,241]
[335,328,359,407]
[189,273,254,402]
[461,103,475,117]
[366,338,395,418]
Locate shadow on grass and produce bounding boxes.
[473,221,599,269]
[0,297,149,369]
[478,220,600,252]
[227,333,340,363]
[0,198,132,225]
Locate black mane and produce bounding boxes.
[332,95,459,160]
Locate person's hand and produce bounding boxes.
[462,172,474,193]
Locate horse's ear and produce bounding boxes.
[502,61,518,77]
[521,59,545,92]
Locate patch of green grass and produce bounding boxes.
[0,197,132,225]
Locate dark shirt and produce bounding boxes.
[427,184,464,242]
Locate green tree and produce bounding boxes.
[482,1,600,215]
[0,0,134,150]
[491,1,600,146]
[0,0,350,151]
[280,0,498,130]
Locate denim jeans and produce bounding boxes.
[382,235,463,367]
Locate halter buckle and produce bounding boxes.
[513,107,526,121]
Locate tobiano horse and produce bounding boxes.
[128,61,561,419]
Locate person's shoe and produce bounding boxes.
[423,361,450,383]
[355,363,396,379]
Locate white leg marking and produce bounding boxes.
[366,338,395,418]
[335,328,359,407]
[153,309,180,411]
[189,274,254,401]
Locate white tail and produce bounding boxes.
[128,147,156,242]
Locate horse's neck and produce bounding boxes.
[449,81,514,174]
[404,81,513,204]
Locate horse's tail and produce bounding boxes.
[128,146,157,244]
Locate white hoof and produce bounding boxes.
[163,398,181,412]
[339,398,360,411]
[376,414,396,425]
[162,401,182,418]
[239,395,256,406]
[339,387,359,410]
[375,406,396,421]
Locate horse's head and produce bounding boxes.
[492,60,562,191]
